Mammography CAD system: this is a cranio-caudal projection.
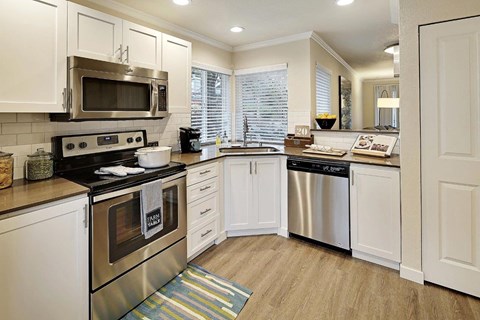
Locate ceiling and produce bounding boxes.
[111,0,399,78]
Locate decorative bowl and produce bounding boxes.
[315,118,336,129]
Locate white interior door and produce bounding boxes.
[421,16,480,297]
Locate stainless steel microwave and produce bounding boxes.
[50,56,168,121]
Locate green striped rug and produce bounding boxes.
[121,264,252,320]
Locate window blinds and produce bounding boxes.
[316,65,331,115]
[235,68,288,143]
[191,67,231,144]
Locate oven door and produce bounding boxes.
[91,172,186,291]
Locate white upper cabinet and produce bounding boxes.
[162,34,192,112]
[68,3,163,70]
[0,0,67,112]
[123,21,162,70]
[68,2,122,63]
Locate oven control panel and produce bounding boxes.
[60,131,145,158]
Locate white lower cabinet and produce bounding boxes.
[187,161,222,260]
[350,164,401,269]
[225,157,280,233]
[0,196,89,320]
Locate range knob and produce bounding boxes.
[135,137,143,143]
[127,137,134,143]
[66,143,75,150]
[79,142,88,149]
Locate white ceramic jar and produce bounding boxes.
[135,146,172,168]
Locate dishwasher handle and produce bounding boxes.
[287,158,349,178]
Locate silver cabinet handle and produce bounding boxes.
[250,161,252,175]
[123,45,129,64]
[351,170,354,186]
[200,208,211,215]
[254,161,257,174]
[199,170,211,175]
[201,229,213,238]
[83,204,89,229]
[200,185,211,192]
[117,44,123,62]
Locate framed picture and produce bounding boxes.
[339,76,352,129]
[351,134,398,157]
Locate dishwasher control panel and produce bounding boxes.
[287,157,349,178]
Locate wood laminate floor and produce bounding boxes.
[192,235,480,320]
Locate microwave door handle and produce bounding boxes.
[152,81,159,112]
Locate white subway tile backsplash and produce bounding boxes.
[2,123,32,134]
[17,133,45,145]
[0,134,17,147]
[0,114,17,123]
[2,144,32,155]
[17,113,46,123]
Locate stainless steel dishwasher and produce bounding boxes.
[287,157,350,250]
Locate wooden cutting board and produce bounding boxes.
[302,148,347,157]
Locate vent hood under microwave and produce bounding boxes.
[50,56,168,121]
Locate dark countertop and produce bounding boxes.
[172,144,400,168]
[0,177,89,216]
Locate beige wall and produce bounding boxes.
[362,78,399,128]
[310,39,358,129]
[399,0,480,273]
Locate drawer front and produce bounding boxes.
[187,162,218,186]
[187,177,218,203]
[188,193,218,229]
[188,217,218,257]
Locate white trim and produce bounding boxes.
[82,0,233,52]
[226,228,279,237]
[277,228,289,238]
[234,63,288,75]
[310,32,357,76]
[315,62,333,75]
[233,31,313,52]
[352,250,400,270]
[192,61,233,75]
[400,264,425,285]
[214,231,227,244]
[389,0,399,25]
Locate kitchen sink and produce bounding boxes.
[219,146,281,154]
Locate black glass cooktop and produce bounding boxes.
[58,160,186,195]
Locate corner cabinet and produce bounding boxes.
[0,196,89,320]
[0,0,67,112]
[350,164,401,269]
[68,2,162,70]
[225,157,280,234]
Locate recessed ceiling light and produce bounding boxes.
[336,0,354,6]
[230,26,244,33]
[172,0,191,6]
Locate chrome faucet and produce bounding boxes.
[242,115,249,147]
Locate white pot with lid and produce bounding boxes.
[135,146,172,168]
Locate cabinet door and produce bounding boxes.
[224,158,252,230]
[252,157,280,228]
[123,21,162,70]
[68,2,122,63]
[0,197,89,320]
[350,165,400,262]
[162,34,191,112]
[0,0,66,112]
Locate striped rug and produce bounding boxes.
[121,264,252,320]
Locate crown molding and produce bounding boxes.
[82,0,233,52]
[233,32,313,52]
[309,32,356,76]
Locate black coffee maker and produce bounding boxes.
[179,127,201,153]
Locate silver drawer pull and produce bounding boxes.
[200,185,211,192]
[201,229,213,238]
[199,170,211,175]
[200,208,211,215]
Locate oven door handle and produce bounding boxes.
[92,171,186,203]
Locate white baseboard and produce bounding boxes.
[227,228,279,237]
[400,264,424,285]
[214,231,227,245]
[352,250,400,270]
[277,227,289,238]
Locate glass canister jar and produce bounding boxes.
[0,152,14,189]
[25,148,53,181]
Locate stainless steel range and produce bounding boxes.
[53,130,187,320]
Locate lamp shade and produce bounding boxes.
[377,98,400,109]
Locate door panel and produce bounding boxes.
[421,16,480,297]
[123,21,162,70]
[254,157,280,228]
[224,159,252,230]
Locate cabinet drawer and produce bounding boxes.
[187,177,218,203]
[188,217,218,257]
[187,162,218,186]
[188,193,218,229]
